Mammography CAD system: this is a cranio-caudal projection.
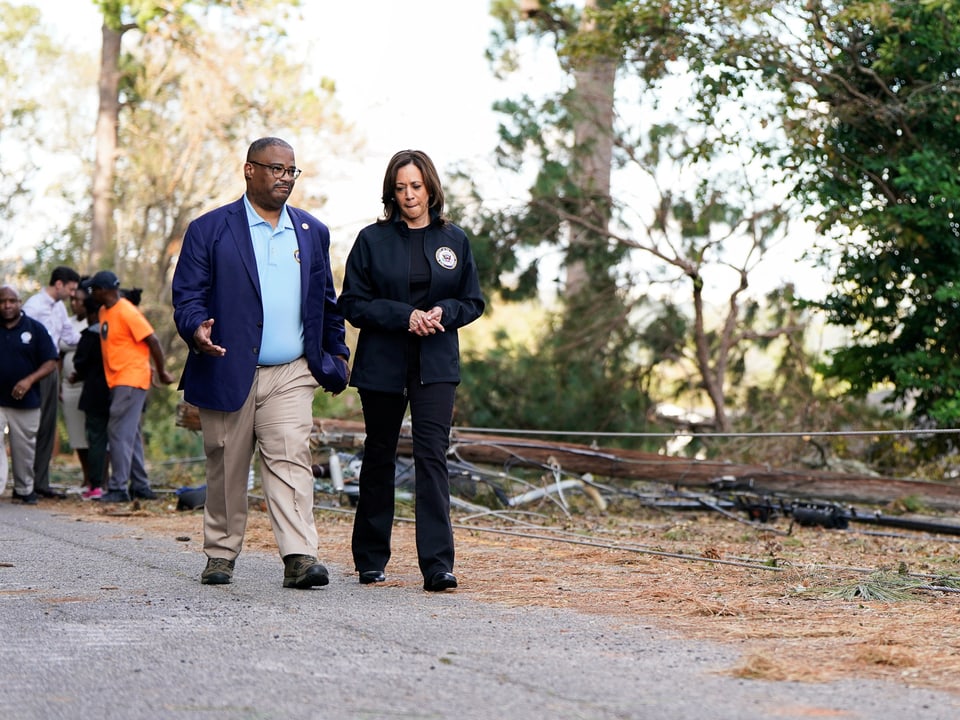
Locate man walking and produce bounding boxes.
[172,136,349,589]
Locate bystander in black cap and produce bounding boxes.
[82,270,121,291]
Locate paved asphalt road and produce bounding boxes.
[1,501,957,720]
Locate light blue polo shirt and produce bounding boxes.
[243,195,303,365]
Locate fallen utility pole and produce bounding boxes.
[725,493,960,537]
[173,403,960,512]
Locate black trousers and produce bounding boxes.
[353,381,456,579]
[33,370,59,492]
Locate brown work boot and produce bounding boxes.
[201,557,235,585]
[282,554,329,589]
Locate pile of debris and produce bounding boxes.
[175,402,960,535]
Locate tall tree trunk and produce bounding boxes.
[565,0,615,297]
[692,273,732,432]
[90,22,123,270]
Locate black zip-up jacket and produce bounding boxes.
[338,214,485,393]
[73,323,111,417]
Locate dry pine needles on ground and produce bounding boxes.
[56,492,960,695]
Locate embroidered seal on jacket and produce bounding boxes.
[435,247,458,270]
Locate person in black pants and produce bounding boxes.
[70,296,111,499]
[338,149,485,591]
[21,265,82,498]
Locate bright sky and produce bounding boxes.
[17,0,531,258]
[294,1,514,243]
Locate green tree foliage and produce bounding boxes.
[457,0,654,434]
[14,1,360,461]
[0,3,57,251]
[89,0,306,267]
[456,324,660,448]
[792,1,960,430]
[108,7,342,316]
[466,0,808,432]
[102,1,359,446]
[44,2,350,356]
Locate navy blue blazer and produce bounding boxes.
[172,197,350,412]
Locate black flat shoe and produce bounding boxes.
[424,571,457,592]
[35,488,65,499]
[12,490,38,505]
[359,570,385,585]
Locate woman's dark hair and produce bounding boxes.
[120,287,142,306]
[378,150,445,226]
[83,295,101,316]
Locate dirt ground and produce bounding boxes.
[41,482,960,698]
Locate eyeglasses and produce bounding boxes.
[247,160,302,180]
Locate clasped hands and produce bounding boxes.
[409,307,444,336]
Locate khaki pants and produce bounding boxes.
[0,406,40,496]
[198,357,319,560]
